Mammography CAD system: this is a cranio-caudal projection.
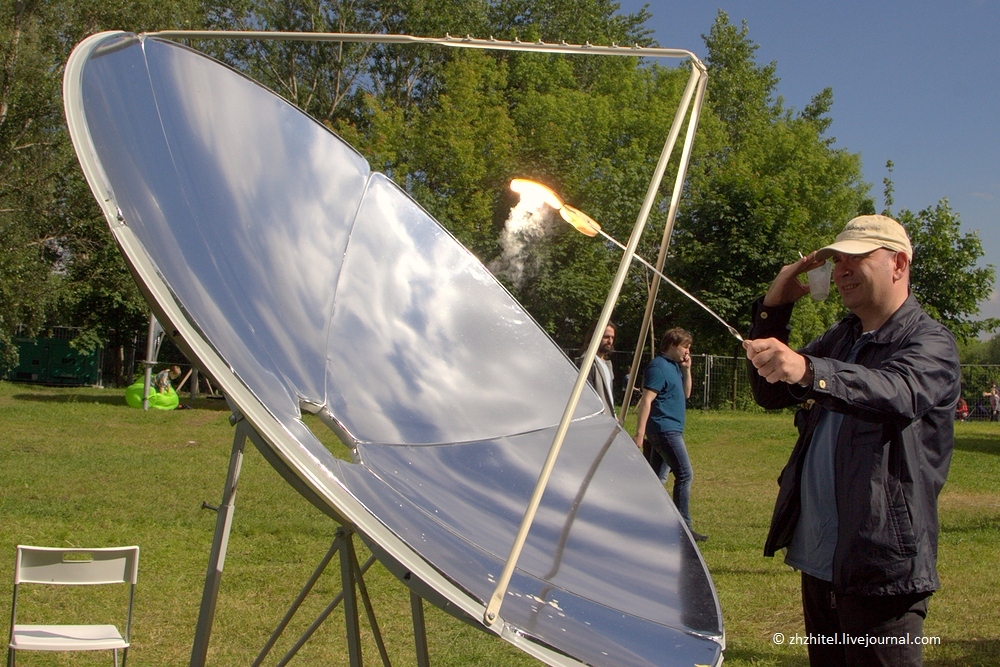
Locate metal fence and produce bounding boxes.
[960,365,1000,421]
[690,354,756,410]
[609,351,754,412]
[609,351,1000,416]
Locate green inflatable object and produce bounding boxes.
[125,380,179,410]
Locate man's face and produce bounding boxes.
[831,248,903,316]
[599,326,615,356]
[664,342,691,364]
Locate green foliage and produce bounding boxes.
[895,199,998,341]
[405,49,517,257]
[202,0,384,125]
[332,1,672,348]
[498,55,694,344]
[488,0,652,46]
[0,0,201,370]
[959,334,1000,365]
[700,11,779,149]
[670,11,870,353]
[3,0,994,372]
[1,1,69,367]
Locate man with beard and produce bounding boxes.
[576,321,618,415]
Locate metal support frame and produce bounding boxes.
[140,313,165,410]
[190,413,430,667]
[486,55,708,626]
[703,355,713,410]
[618,71,709,425]
[191,414,248,666]
[259,527,387,667]
[410,593,430,667]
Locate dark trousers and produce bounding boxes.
[801,573,929,667]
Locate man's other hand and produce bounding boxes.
[763,252,826,307]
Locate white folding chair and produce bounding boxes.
[8,546,139,667]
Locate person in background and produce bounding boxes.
[154,365,182,393]
[633,327,707,542]
[744,215,959,667]
[955,395,969,422]
[576,321,617,416]
[983,382,999,421]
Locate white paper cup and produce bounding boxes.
[807,261,832,301]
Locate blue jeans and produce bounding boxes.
[648,431,693,528]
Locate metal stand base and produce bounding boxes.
[189,413,430,666]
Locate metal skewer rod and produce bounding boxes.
[592,229,743,342]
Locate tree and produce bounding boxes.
[878,162,996,341]
[700,13,778,151]
[667,11,870,353]
[958,334,1000,365]
[7,1,992,380]
[895,199,997,341]
[335,0,668,348]
[1,0,202,374]
[202,0,384,126]
[0,1,65,367]
[497,51,689,344]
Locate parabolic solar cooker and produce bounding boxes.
[64,30,723,667]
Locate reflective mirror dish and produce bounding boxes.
[64,32,723,667]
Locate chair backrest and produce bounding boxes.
[14,546,139,586]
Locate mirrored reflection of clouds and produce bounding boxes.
[337,458,720,666]
[82,39,299,416]
[99,39,602,445]
[356,421,697,628]
[75,35,722,664]
[327,175,602,445]
[148,39,368,406]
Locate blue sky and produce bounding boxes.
[615,1,1000,325]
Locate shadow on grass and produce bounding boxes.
[723,644,809,667]
[940,513,1000,534]
[954,433,1000,456]
[927,638,1000,666]
[13,392,231,411]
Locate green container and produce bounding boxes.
[4,335,101,385]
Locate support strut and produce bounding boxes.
[190,413,432,666]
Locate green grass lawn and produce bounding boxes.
[1,381,997,666]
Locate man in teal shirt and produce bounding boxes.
[633,327,706,542]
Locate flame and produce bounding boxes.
[509,178,563,210]
[509,179,601,237]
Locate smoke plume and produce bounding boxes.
[490,201,560,287]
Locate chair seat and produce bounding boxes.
[10,624,127,651]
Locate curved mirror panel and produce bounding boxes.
[66,32,723,667]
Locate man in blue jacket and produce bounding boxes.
[744,215,959,666]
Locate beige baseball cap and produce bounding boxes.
[814,215,912,261]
